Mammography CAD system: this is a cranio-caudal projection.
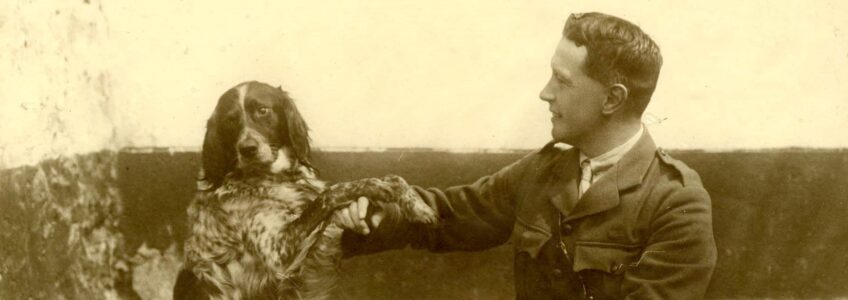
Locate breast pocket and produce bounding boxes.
[573,242,641,275]
[573,242,642,298]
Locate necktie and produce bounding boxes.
[578,159,592,198]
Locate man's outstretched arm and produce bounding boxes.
[337,151,540,256]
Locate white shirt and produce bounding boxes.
[578,125,645,186]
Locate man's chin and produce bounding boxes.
[551,129,570,144]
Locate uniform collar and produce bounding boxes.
[578,125,644,177]
[548,129,657,222]
[515,132,657,258]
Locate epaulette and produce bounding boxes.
[656,148,703,187]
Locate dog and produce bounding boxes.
[173,81,437,300]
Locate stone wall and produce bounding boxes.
[0,152,135,299]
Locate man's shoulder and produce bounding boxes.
[653,147,705,189]
[537,141,577,157]
[530,141,578,165]
[497,141,576,180]
[507,141,573,164]
[639,148,713,213]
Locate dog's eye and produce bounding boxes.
[256,107,271,117]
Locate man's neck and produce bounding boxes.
[578,121,643,158]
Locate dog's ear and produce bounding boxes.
[277,87,312,167]
[198,116,234,191]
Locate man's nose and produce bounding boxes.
[539,76,555,102]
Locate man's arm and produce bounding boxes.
[621,186,718,299]
[340,151,540,256]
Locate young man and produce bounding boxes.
[338,12,716,299]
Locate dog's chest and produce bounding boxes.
[223,185,304,212]
[188,181,318,256]
[218,182,313,230]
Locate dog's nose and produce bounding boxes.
[238,140,259,157]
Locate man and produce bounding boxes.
[337,12,716,299]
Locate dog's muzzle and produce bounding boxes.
[238,138,260,158]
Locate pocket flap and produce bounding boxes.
[573,243,640,274]
[512,218,552,258]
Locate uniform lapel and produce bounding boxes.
[546,149,580,217]
[512,145,574,257]
[551,132,658,222]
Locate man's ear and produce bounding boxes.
[602,83,629,115]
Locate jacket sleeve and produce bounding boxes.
[342,152,538,256]
[622,186,718,299]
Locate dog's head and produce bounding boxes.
[198,81,312,190]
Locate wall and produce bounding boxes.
[3,1,848,167]
[0,1,128,298]
[0,0,117,169]
[115,149,848,299]
[98,0,848,151]
[0,152,134,299]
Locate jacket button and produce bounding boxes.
[551,268,563,277]
[560,223,573,235]
[611,263,624,274]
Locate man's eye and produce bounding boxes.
[550,70,572,86]
[556,76,572,88]
[552,73,568,86]
[256,107,271,116]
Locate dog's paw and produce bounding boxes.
[401,189,439,225]
[382,175,439,225]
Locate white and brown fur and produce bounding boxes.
[174,81,437,300]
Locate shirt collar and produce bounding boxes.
[579,124,645,174]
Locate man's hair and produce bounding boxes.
[563,12,663,114]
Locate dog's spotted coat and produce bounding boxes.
[175,81,437,300]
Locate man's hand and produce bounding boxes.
[334,196,385,235]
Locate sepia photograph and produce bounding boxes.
[1,0,847,299]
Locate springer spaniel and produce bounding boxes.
[173,81,437,300]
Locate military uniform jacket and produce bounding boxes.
[343,132,717,299]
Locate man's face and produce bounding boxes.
[539,38,607,146]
